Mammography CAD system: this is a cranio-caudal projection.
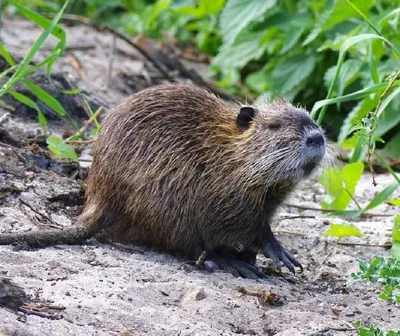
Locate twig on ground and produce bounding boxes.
[65,139,95,144]
[334,241,392,248]
[0,141,19,149]
[279,215,316,220]
[317,326,354,333]
[18,306,63,320]
[272,230,306,237]
[19,199,58,228]
[284,203,395,217]
[76,106,103,135]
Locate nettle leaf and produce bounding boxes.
[212,30,266,69]
[319,162,364,211]
[270,54,316,97]
[323,59,362,97]
[324,223,364,238]
[303,0,375,45]
[322,0,374,30]
[219,0,277,45]
[279,26,305,55]
[46,135,78,161]
[245,66,270,94]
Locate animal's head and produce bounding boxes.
[236,102,328,183]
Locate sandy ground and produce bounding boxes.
[0,17,399,336]
[0,136,399,336]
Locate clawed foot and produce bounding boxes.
[263,239,303,274]
[196,251,266,279]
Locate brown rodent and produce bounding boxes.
[0,83,327,278]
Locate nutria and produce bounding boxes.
[0,83,327,278]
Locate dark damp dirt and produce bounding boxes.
[0,18,399,336]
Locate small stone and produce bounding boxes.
[194,288,206,301]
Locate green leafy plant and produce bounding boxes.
[354,321,400,336]
[351,256,400,303]
[0,0,79,160]
[46,135,78,160]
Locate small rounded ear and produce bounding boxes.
[237,106,255,130]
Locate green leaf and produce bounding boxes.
[58,88,83,95]
[338,96,379,143]
[10,1,66,41]
[0,0,68,96]
[375,88,400,136]
[374,152,400,186]
[323,59,362,97]
[23,80,66,116]
[219,0,277,45]
[383,132,400,158]
[392,215,400,259]
[324,223,364,238]
[9,0,67,78]
[212,30,266,68]
[303,0,375,46]
[311,80,400,121]
[8,90,47,127]
[0,99,15,111]
[279,26,305,55]
[362,182,400,213]
[46,135,78,161]
[342,162,364,193]
[174,0,226,17]
[0,44,16,66]
[387,199,400,207]
[0,65,18,81]
[270,54,316,97]
[319,162,364,211]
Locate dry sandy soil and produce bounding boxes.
[0,18,399,336]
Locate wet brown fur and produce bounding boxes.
[81,83,318,260]
[0,84,321,261]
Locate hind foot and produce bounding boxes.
[196,251,266,279]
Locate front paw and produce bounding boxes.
[262,239,303,274]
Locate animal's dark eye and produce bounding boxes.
[268,123,281,131]
[237,106,255,130]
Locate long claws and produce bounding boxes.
[263,240,303,274]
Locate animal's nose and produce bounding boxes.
[306,132,325,147]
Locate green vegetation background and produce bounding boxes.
[4,0,399,159]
